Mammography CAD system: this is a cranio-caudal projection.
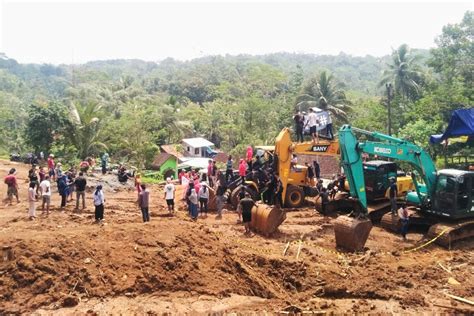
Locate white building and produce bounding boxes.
[182,137,216,158]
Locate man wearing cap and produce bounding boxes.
[389,177,398,215]
[164,177,175,214]
[238,192,255,235]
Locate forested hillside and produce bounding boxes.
[0,11,472,167]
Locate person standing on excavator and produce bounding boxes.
[293,111,305,143]
[305,162,315,186]
[389,177,398,215]
[305,108,319,143]
[313,160,321,179]
[225,155,233,183]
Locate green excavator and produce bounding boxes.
[334,125,474,251]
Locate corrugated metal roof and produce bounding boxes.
[182,137,214,148]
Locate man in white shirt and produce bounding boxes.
[305,108,320,143]
[164,177,175,214]
[40,175,51,215]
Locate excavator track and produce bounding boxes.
[381,210,474,248]
[427,220,474,248]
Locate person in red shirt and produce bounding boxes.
[239,159,247,184]
[79,160,90,174]
[47,154,56,181]
[246,146,253,171]
[4,168,20,205]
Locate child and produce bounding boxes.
[28,182,36,220]
[93,185,105,223]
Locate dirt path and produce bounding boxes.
[0,160,473,314]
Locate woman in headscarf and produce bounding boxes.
[93,185,105,223]
[189,188,199,220]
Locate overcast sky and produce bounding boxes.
[0,0,471,64]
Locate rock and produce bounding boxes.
[448,277,461,286]
[84,258,92,264]
[61,295,79,307]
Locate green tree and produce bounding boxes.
[379,44,424,101]
[296,71,351,122]
[69,101,107,159]
[429,11,473,85]
[25,102,72,154]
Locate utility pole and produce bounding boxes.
[386,83,393,136]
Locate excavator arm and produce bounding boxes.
[338,125,437,214]
[274,128,340,205]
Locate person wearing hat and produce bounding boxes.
[389,177,398,215]
[164,177,175,214]
[93,185,105,222]
[239,192,255,235]
[4,168,20,205]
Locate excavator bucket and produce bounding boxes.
[334,215,373,252]
[250,202,286,236]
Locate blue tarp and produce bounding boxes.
[430,108,474,144]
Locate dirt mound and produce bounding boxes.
[0,160,473,314]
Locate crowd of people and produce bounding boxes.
[3,153,110,223]
[2,138,406,238]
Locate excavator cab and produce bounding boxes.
[431,170,474,219]
[363,160,397,201]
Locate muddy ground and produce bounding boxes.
[0,160,473,314]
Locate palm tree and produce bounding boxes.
[69,101,107,158]
[296,71,351,122]
[379,44,424,100]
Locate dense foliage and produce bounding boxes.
[0,11,472,167]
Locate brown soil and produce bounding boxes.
[1,160,473,314]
